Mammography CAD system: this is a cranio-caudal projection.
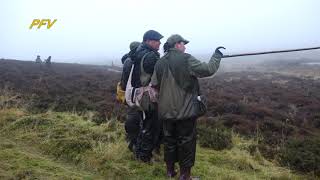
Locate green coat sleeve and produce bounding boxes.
[187,53,222,78]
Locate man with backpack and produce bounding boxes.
[118,41,141,153]
[130,30,163,162]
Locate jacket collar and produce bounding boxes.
[169,47,183,53]
[140,42,159,55]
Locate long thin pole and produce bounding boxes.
[222,46,320,58]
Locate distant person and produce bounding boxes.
[117,41,141,153]
[131,30,163,162]
[35,55,42,63]
[151,34,224,179]
[45,56,51,65]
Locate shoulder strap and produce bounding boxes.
[139,52,153,87]
[126,64,135,89]
[140,52,152,75]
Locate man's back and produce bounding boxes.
[120,57,133,90]
[131,43,160,87]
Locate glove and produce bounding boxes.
[214,46,226,58]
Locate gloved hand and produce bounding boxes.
[214,46,226,58]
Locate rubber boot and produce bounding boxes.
[128,141,135,152]
[179,167,191,180]
[166,162,177,178]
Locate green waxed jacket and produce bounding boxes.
[151,48,221,121]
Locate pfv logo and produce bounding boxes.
[29,19,57,29]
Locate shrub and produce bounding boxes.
[91,111,107,124]
[41,137,92,163]
[11,116,52,130]
[0,87,22,109]
[197,125,233,150]
[26,94,52,113]
[278,138,320,176]
[312,114,320,128]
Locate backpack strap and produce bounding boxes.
[140,52,153,86]
[140,52,151,75]
[125,65,136,106]
[127,64,134,89]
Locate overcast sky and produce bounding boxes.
[1,0,320,64]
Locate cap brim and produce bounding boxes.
[182,40,189,45]
[150,38,162,41]
[153,35,164,41]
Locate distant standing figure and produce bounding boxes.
[45,56,51,65]
[35,55,42,63]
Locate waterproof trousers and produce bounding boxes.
[163,118,197,168]
[135,109,162,162]
[125,107,142,151]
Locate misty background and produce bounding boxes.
[1,0,320,65]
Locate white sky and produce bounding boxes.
[1,0,320,63]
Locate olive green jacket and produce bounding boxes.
[151,48,221,120]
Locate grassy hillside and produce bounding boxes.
[0,108,312,180]
[1,59,319,179]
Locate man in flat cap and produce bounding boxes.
[130,30,164,163]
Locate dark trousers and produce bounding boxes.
[135,109,162,161]
[125,107,142,149]
[163,118,197,168]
